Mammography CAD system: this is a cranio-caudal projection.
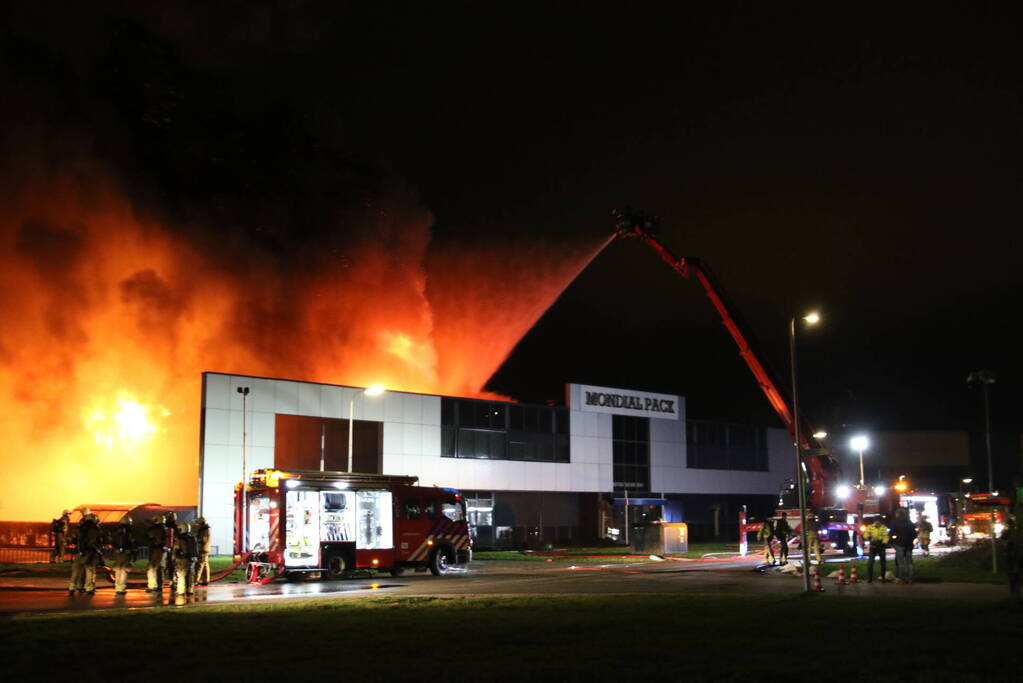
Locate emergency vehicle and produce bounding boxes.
[234,469,472,581]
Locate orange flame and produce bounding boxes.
[0,159,605,521]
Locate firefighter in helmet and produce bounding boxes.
[51,509,70,563]
[112,515,136,594]
[194,517,212,586]
[174,522,198,596]
[68,513,103,594]
[163,511,178,591]
[146,514,167,592]
[774,511,792,564]
[804,513,824,565]
[757,516,776,565]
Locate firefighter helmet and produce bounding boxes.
[196,517,206,525]
[151,514,164,525]
[177,523,190,535]
[120,515,133,526]
[62,509,70,516]
[85,513,99,524]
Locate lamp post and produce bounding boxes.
[790,311,820,594]
[850,435,869,488]
[967,370,997,574]
[347,384,385,473]
[236,386,250,552]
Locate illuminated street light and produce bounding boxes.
[850,434,869,488]
[894,475,909,493]
[236,386,250,551]
[962,477,973,484]
[789,311,820,594]
[812,431,828,440]
[347,384,386,473]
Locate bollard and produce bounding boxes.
[849,562,858,583]
[836,563,846,585]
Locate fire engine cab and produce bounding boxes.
[234,469,472,581]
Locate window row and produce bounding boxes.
[686,420,769,471]
[442,398,568,434]
[442,427,570,463]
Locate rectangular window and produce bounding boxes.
[404,499,421,521]
[686,420,768,472]
[441,398,570,463]
[613,415,649,493]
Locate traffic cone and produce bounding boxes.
[836,564,846,585]
[813,567,824,592]
[849,562,859,583]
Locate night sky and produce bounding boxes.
[3,4,1020,445]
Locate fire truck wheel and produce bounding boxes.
[389,567,405,577]
[428,546,452,576]
[325,553,348,579]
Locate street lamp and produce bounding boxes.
[850,434,870,488]
[347,384,385,473]
[236,386,250,551]
[967,369,997,574]
[789,311,820,594]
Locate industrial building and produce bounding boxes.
[199,372,796,553]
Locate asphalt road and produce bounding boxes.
[0,553,1006,616]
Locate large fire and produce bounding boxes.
[0,160,606,521]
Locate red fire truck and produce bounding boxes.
[234,469,472,581]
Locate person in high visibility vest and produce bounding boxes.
[757,517,776,565]
[863,517,890,582]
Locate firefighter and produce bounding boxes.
[774,511,792,565]
[804,513,824,565]
[50,509,70,563]
[163,511,178,591]
[757,516,776,565]
[111,515,136,594]
[194,517,212,586]
[174,522,198,596]
[917,514,933,556]
[146,515,167,592]
[863,516,890,582]
[68,513,103,594]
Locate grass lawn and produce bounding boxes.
[2,594,1020,681]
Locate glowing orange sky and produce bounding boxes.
[0,160,605,521]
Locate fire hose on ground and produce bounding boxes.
[101,553,246,588]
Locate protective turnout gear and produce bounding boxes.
[69,515,103,594]
[774,514,792,564]
[194,518,212,585]
[804,515,824,565]
[51,511,70,563]
[864,519,889,582]
[917,517,933,556]
[164,512,178,591]
[757,518,775,565]
[146,516,167,591]
[174,524,199,595]
[112,516,136,594]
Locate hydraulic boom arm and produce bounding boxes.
[612,209,839,508]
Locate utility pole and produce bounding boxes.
[967,370,997,573]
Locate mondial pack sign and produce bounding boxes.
[578,384,680,420]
